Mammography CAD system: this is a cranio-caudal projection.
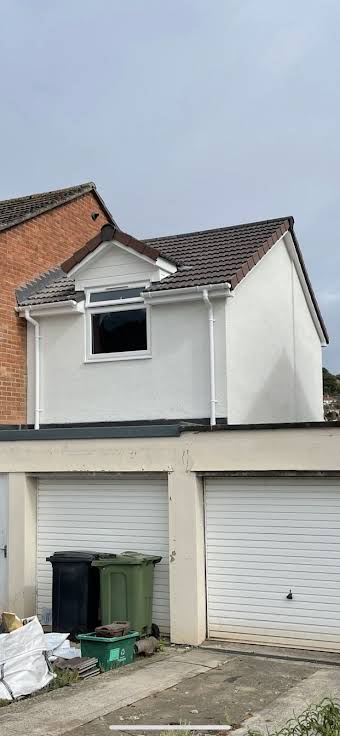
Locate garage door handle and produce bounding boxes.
[0,545,7,559]
[286,590,293,600]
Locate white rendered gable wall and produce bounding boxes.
[226,236,324,424]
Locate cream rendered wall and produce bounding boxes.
[8,473,36,617]
[226,237,324,424]
[28,298,228,424]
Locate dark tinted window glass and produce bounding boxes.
[90,288,142,303]
[92,309,147,354]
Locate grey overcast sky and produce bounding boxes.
[0,1,339,370]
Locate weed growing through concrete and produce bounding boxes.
[47,668,79,690]
[248,698,340,736]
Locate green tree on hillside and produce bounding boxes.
[323,367,340,395]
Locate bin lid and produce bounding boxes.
[46,551,101,563]
[92,551,162,567]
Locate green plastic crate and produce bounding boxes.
[78,630,139,672]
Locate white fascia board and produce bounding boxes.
[17,300,84,317]
[284,232,327,345]
[67,239,177,277]
[143,283,232,305]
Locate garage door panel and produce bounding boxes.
[206,512,340,534]
[209,617,340,636]
[207,559,340,576]
[207,532,339,546]
[37,475,169,632]
[209,531,340,554]
[208,603,340,623]
[208,625,340,646]
[208,590,340,607]
[207,546,340,560]
[209,630,340,651]
[205,478,340,651]
[208,584,340,601]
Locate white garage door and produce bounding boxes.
[205,477,340,651]
[37,475,169,632]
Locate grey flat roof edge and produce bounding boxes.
[180,420,340,432]
[0,425,181,441]
[0,420,338,441]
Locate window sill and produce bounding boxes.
[84,352,152,364]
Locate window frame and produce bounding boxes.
[85,283,147,309]
[85,299,151,363]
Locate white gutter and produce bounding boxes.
[202,290,217,426]
[143,283,231,304]
[17,300,83,316]
[24,309,40,430]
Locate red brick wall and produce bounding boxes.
[0,192,110,424]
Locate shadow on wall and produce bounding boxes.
[241,350,321,424]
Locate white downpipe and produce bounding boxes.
[24,309,40,430]
[202,289,216,427]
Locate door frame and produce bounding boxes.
[0,474,9,610]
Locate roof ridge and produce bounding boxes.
[144,216,293,244]
[0,182,94,207]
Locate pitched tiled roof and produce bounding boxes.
[16,267,77,307]
[0,182,114,232]
[16,216,328,342]
[145,217,290,290]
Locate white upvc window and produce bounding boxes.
[85,285,151,362]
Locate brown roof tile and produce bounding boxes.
[0,182,114,232]
[145,217,291,291]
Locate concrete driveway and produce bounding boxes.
[2,646,340,736]
[72,650,318,735]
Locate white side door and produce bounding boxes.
[0,474,8,610]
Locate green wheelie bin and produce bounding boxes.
[92,552,162,636]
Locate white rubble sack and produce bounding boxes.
[44,632,80,660]
[0,616,54,700]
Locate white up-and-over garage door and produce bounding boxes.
[205,477,340,651]
[37,475,169,632]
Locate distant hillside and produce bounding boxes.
[323,367,340,395]
[323,368,340,421]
